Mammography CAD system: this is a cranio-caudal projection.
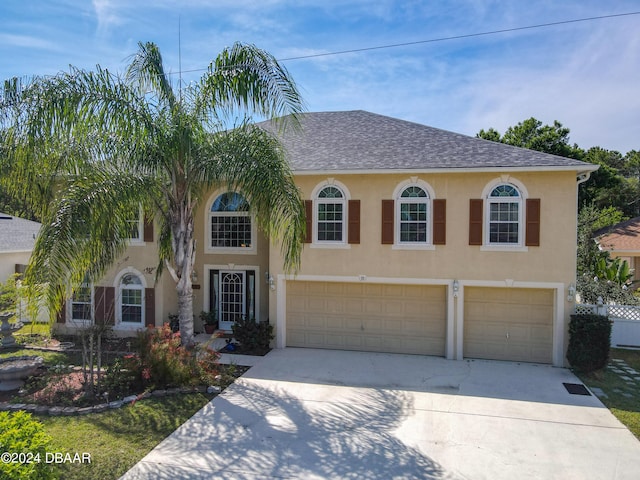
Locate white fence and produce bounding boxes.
[576,303,640,348]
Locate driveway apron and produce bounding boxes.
[120,348,640,479]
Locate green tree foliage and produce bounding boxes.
[0,41,306,344]
[576,205,638,305]
[579,147,640,216]
[476,117,582,159]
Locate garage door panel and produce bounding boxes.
[287,282,446,356]
[464,287,553,364]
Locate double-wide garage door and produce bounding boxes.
[464,287,554,364]
[286,281,446,356]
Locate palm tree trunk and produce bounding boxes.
[176,276,194,345]
[170,193,197,345]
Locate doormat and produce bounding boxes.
[563,383,591,395]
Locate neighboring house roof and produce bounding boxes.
[259,110,597,174]
[0,213,41,253]
[595,216,640,253]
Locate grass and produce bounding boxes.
[0,348,68,365]
[576,348,640,439]
[14,321,52,337]
[41,394,212,480]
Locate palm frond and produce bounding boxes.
[24,167,162,317]
[125,41,176,108]
[200,42,305,125]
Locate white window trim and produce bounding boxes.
[391,178,436,250]
[311,179,350,247]
[66,284,94,327]
[204,190,257,255]
[114,267,147,330]
[481,177,528,251]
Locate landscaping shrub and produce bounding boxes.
[0,411,58,479]
[232,317,273,354]
[126,323,220,389]
[101,357,139,399]
[566,313,611,373]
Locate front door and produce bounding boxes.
[210,269,256,332]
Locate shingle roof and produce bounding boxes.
[595,216,640,253]
[259,110,596,173]
[0,213,41,253]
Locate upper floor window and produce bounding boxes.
[316,185,346,243]
[487,184,522,245]
[210,192,252,249]
[398,186,429,244]
[126,207,143,241]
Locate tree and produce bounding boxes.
[0,41,306,345]
[576,205,638,305]
[579,147,640,216]
[476,117,582,159]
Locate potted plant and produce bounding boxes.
[199,310,218,334]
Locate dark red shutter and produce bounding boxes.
[95,286,115,325]
[143,215,154,242]
[525,198,541,246]
[348,200,360,244]
[145,288,155,327]
[433,199,446,245]
[469,199,483,245]
[304,200,313,243]
[381,200,394,244]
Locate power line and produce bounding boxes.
[179,11,640,74]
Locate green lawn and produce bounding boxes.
[576,348,640,439]
[41,394,212,480]
[0,348,68,365]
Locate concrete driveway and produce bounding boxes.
[121,348,640,479]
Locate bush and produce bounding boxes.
[125,323,220,389]
[566,313,612,373]
[101,357,139,399]
[231,317,273,354]
[0,411,58,479]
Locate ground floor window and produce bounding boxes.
[119,273,144,325]
[70,285,93,322]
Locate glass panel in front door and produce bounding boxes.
[219,271,245,330]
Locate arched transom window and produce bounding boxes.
[316,186,345,242]
[398,185,429,243]
[487,184,522,244]
[210,192,252,248]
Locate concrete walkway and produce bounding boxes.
[121,348,640,479]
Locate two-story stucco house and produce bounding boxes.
[54,110,597,367]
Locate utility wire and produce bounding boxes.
[1,11,639,88]
[176,11,640,75]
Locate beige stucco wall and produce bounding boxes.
[0,251,31,283]
[268,171,579,283]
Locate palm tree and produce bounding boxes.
[0,42,306,344]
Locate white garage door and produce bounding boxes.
[464,287,554,363]
[286,281,446,356]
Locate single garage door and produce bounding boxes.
[464,287,554,363]
[286,281,446,355]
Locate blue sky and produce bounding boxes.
[1,0,639,153]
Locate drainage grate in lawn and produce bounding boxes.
[563,383,591,395]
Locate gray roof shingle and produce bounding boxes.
[0,213,41,252]
[259,110,596,173]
